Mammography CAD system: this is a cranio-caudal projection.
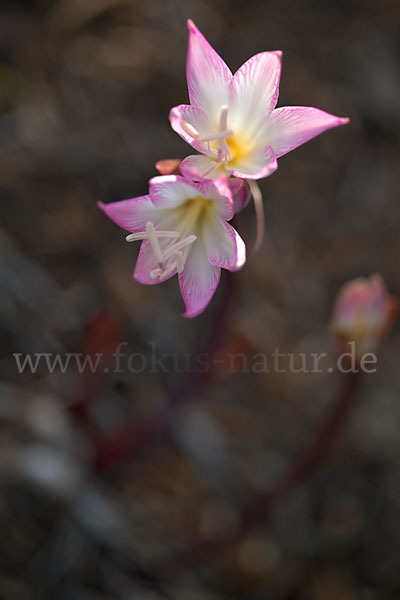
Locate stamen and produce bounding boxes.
[180,120,233,143]
[218,139,231,163]
[173,252,185,273]
[125,220,196,281]
[158,262,179,281]
[248,180,265,255]
[145,222,164,264]
[162,235,197,261]
[126,230,179,242]
[181,121,200,138]
[181,105,234,165]
[196,129,233,143]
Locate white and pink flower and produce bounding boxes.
[170,20,349,181]
[98,176,246,317]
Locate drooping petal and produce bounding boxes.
[266,106,349,158]
[97,196,159,233]
[178,240,221,318]
[228,178,251,213]
[180,154,225,180]
[229,51,282,145]
[133,240,176,285]
[204,217,246,271]
[196,177,234,221]
[169,104,215,155]
[149,175,201,209]
[228,144,278,180]
[186,19,232,118]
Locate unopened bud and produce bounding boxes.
[330,274,398,357]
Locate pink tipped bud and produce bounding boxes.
[330,274,398,357]
[155,159,182,176]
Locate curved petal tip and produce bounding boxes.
[187,19,196,32]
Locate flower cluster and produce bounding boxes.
[99,20,348,317]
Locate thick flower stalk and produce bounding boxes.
[330,274,398,357]
[98,176,246,317]
[170,20,349,181]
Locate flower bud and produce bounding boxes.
[330,274,398,357]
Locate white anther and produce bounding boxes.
[196,129,233,143]
[181,121,200,139]
[125,232,146,242]
[126,230,179,242]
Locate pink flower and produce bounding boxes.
[98,176,246,318]
[170,20,349,181]
[330,274,398,357]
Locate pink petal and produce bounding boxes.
[149,175,201,209]
[205,218,246,271]
[228,178,251,213]
[266,106,349,158]
[180,154,224,180]
[186,19,232,117]
[228,144,278,180]
[229,51,282,144]
[195,177,234,221]
[97,196,157,233]
[134,240,176,286]
[178,241,221,318]
[169,104,215,155]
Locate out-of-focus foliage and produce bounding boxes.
[0,0,400,598]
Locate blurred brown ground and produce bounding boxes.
[1,0,400,598]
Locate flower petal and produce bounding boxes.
[204,217,246,271]
[178,241,221,318]
[149,175,201,209]
[97,196,158,233]
[180,154,225,180]
[266,106,349,158]
[229,51,282,145]
[195,177,234,221]
[228,144,278,180]
[228,178,251,213]
[169,104,215,155]
[186,19,232,118]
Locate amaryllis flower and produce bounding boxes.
[170,20,349,181]
[330,274,398,357]
[98,176,246,317]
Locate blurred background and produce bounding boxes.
[1,0,400,598]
